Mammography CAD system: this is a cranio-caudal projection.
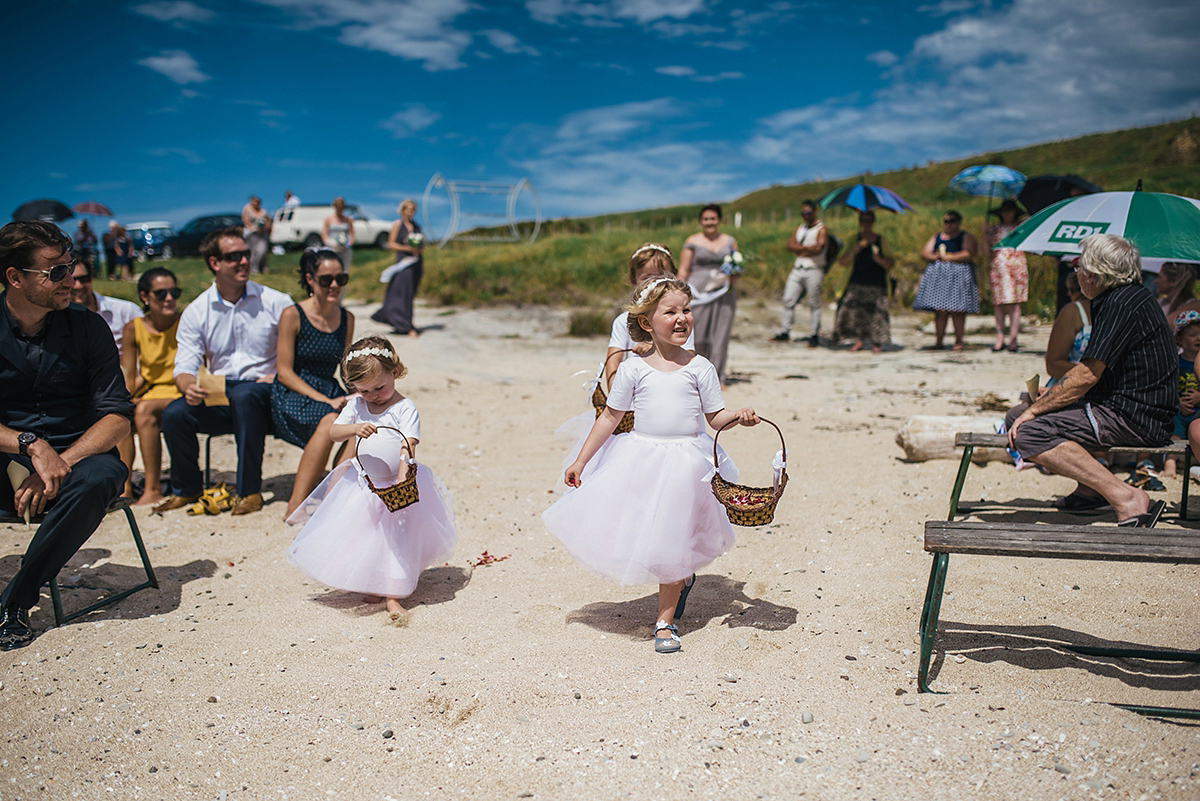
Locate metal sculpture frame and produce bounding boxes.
[421,173,541,248]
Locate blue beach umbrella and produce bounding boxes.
[949,165,1026,201]
[818,183,913,214]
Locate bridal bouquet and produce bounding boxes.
[407,232,425,248]
[720,250,744,276]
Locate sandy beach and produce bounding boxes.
[2,298,1198,800]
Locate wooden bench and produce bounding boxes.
[948,432,1192,521]
[919,519,1200,718]
[0,497,157,627]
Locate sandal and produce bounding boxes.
[186,483,234,515]
[654,620,681,654]
[673,574,696,621]
[1053,491,1109,511]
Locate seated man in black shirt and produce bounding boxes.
[1007,234,1177,527]
[0,221,134,649]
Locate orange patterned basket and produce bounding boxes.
[710,417,788,526]
[357,425,419,512]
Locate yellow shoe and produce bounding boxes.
[186,483,233,516]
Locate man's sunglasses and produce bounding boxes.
[217,249,252,263]
[151,287,183,301]
[22,260,76,283]
[316,273,349,288]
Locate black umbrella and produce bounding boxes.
[1017,175,1104,214]
[12,199,74,223]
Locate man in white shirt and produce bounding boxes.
[154,228,292,516]
[774,200,828,347]
[68,256,140,354]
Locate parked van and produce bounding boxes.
[126,221,175,261]
[270,204,392,251]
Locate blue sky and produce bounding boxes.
[5,0,1199,234]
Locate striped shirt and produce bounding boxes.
[1082,281,1178,444]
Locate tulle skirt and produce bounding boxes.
[543,431,738,585]
[286,461,457,597]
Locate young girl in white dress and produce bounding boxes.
[554,244,695,472]
[543,277,759,654]
[286,336,456,617]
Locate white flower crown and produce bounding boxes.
[636,276,675,305]
[345,346,393,361]
[631,244,671,259]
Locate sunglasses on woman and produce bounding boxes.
[151,287,183,301]
[316,273,349,287]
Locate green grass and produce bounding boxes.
[135,118,1198,320]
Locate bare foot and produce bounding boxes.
[363,594,383,604]
[134,492,163,507]
[849,340,864,352]
[407,329,419,338]
[951,342,965,351]
[871,345,883,354]
[282,502,300,522]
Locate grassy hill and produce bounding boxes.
[121,118,1200,323]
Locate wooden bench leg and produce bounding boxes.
[917,552,950,693]
[48,504,158,627]
[947,445,975,521]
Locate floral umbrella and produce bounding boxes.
[72,201,114,217]
[949,165,1026,204]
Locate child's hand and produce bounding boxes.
[564,462,585,488]
[1183,389,1200,412]
[632,342,654,356]
[736,407,761,426]
[356,422,378,438]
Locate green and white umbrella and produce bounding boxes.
[995,190,1200,261]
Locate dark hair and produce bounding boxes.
[699,203,722,221]
[74,250,94,277]
[0,220,72,288]
[801,199,817,209]
[137,266,178,310]
[944,209,963,224]
[199,227,246,272]
[298,247,344,295]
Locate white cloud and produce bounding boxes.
[131,1,215,24]
[380,105,441,138]
[865,49,898,67]
[251,0,473,70]
[656,65,742,82]
[137,50,211,84]
[656,65,696,76]
[480,28,539,56]
[744,0,1200,180]
[917,0,980,16]
[527,0,709,25]
[550,98,683,145]
[147,146,204,164]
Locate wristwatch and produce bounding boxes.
[17,431,37,457]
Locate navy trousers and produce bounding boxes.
[161,379,273,497]
[0,451,126,611]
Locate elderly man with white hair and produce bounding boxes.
[1006,234,1178,527]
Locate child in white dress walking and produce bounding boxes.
[543,277,759,653]
[286,336,456,617]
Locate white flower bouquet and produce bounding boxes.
[407,232,425,248]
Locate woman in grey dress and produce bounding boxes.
[678,204,738,385]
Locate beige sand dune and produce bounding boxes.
[2,300,1197,799]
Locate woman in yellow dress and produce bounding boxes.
[120,267,183,506]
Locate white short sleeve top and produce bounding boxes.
[337,395,422,484]
[605,355,724,437]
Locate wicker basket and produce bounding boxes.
[358,426,419,512]
[590,349,636,434]
[710,417,788,526]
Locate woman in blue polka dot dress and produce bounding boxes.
[272,248,356,519]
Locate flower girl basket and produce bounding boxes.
[358,425,419,512]
[710,417,788,526]
[590,349,636,434]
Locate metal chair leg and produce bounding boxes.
[947,445,974,520]
[1182,447,1192,521]
[917,553,949,693]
